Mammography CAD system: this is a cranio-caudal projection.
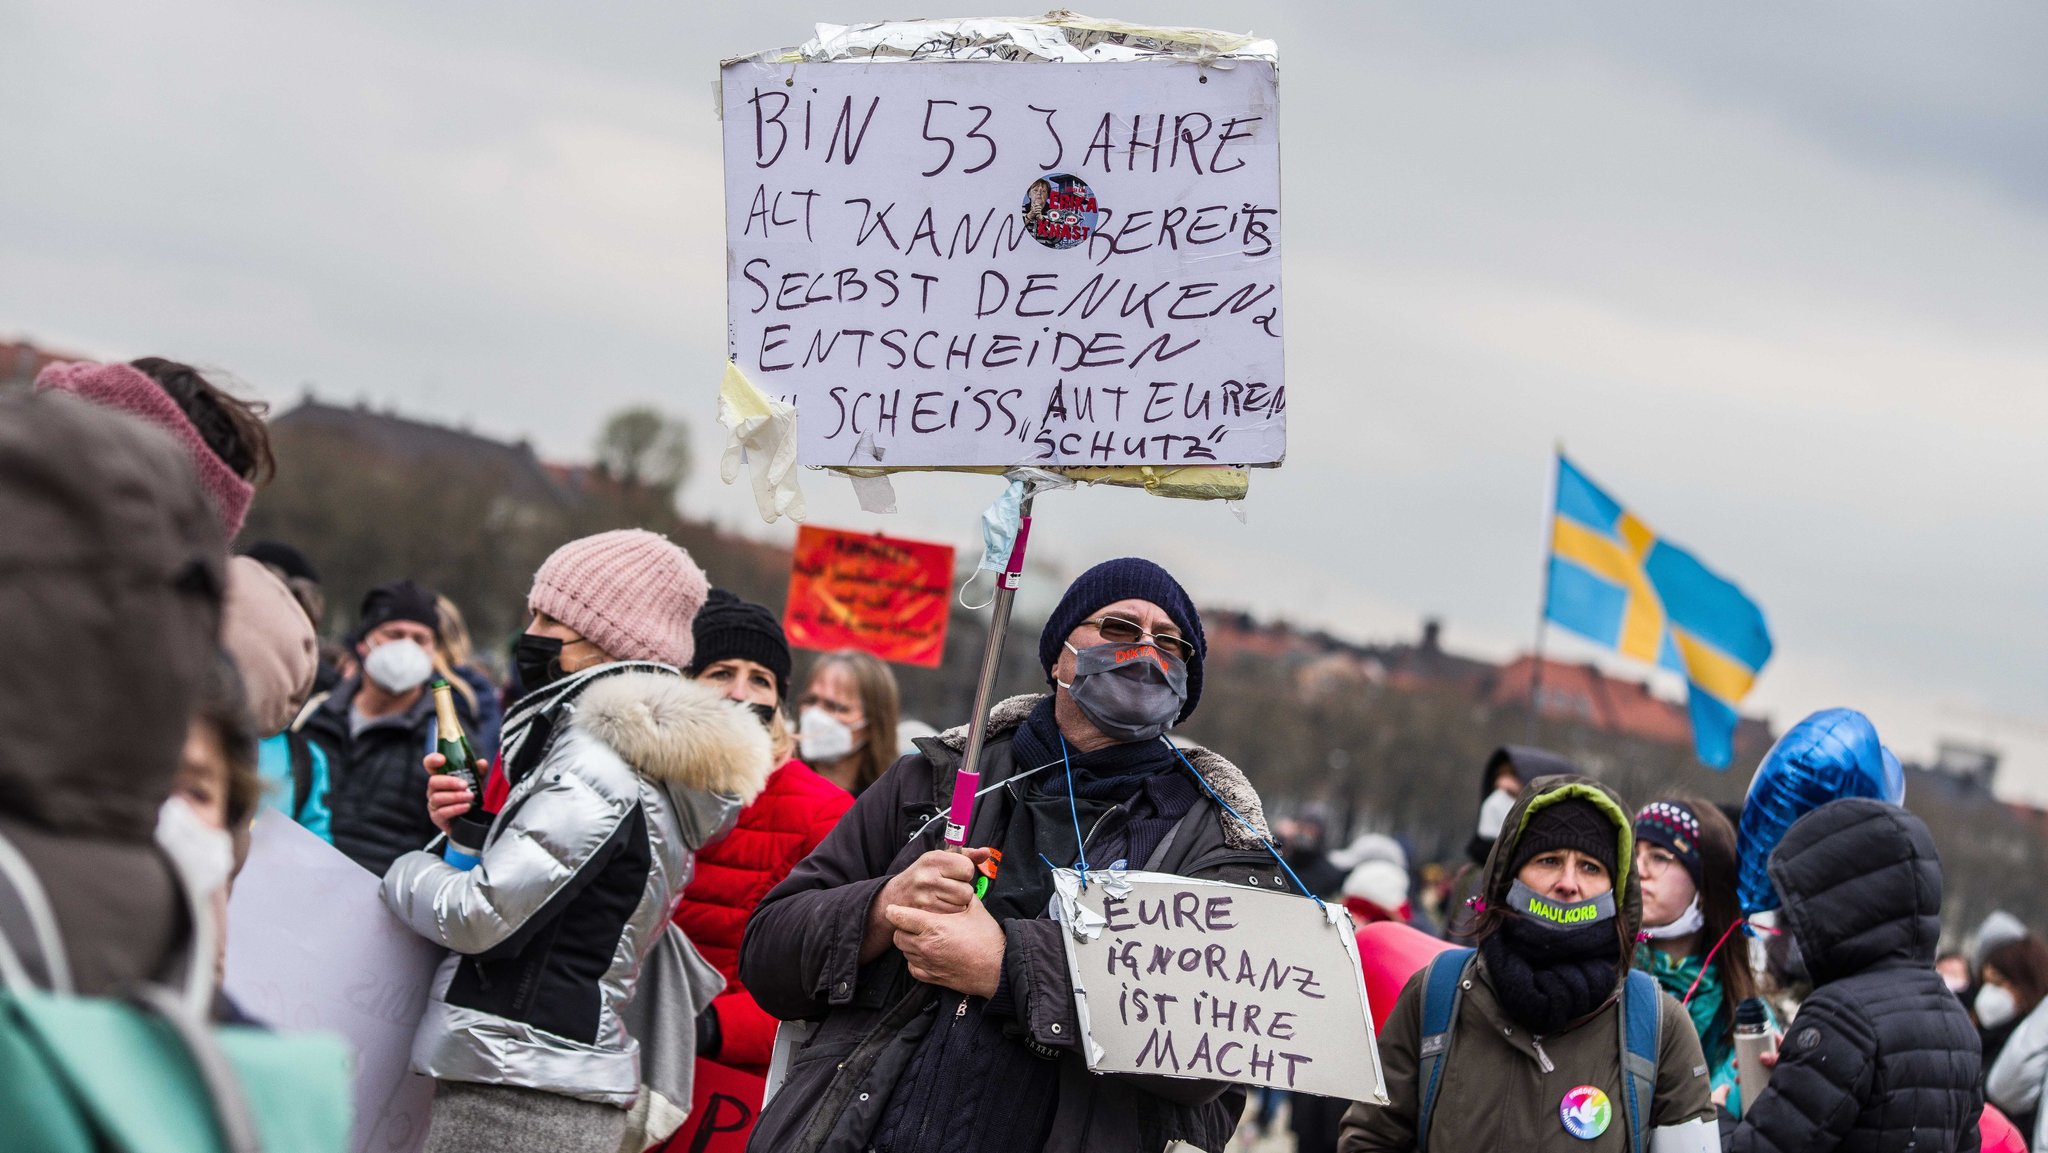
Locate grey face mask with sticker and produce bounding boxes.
[1058,641,1188,743]
[1505,879,1618,931]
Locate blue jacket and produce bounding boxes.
[257,730,333,842]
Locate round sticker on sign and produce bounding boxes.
[1021,173,1099,249]
[1559,1085,1612,1140]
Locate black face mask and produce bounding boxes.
[746,701,778,728]
[514,634,566,691]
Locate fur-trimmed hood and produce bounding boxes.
[384,665,765,1108]
[933,692,1271,851]
[572,671,771,804]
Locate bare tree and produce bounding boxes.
[245,404,2048,943]
[594,407,691,494]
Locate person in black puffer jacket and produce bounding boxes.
[306,580,477,874]
[1729,797,1982,1153]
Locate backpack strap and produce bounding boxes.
[289,690,328,734]
[0,828,71,995]
[1415,947,1476,1153]
[1617,968,1662,1153]
[287,729,315,821]
[286,690,329,822]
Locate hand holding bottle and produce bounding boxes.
[423,678,486,857]
[422,755,477,837]
[1735,997,1777,1108]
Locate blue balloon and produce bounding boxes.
[1737,708,1905,914]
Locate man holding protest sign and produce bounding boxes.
[739,558,1296,1153]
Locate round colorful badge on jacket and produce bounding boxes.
[1559,1085,1612,1140]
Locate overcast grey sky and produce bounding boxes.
[5,2,2045,796]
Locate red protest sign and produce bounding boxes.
[785,525,954,668]
[655,1058,764,1153]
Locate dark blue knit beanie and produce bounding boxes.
[1038,557,1205,721]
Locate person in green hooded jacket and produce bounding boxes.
[1341,776,1714,1151]
[1633,797,1762,1117]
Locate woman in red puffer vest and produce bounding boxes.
[675,591,853,1075]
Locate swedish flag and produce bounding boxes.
[1545,454,1773,768]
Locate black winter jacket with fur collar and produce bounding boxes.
[739,693,1291,1153]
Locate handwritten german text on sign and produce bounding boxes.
[785,525,954,667]
[1058,870,1385,1103]
[721,60,1284,468]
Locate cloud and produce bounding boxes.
[4,0,2044,795]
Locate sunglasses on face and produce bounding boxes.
[1083,615,1195,662]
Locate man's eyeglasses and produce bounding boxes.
[1082,615,1195,663]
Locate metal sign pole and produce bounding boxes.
[944,493,1035,847]
[1526,446,1562,745]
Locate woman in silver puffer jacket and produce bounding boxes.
[382,530,770,1153]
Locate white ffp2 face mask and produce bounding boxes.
[799,707,863,764]
[364,637,434,694]
[155,795,234,900]
[1644,894,1706,940]
[1476,787,1516,841]
[1977,982,2019,1029]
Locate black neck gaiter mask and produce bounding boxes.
[1479,914,1621,1035]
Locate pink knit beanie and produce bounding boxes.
[34,360,255,538]
[529,530,708,668]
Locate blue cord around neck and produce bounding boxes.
[1056,732,1323,910]
[1058,733,1090,889]
[1162,737,1326,910]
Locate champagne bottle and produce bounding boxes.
[430,679,482,801]
[432,678,488,868]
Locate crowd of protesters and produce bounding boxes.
[0,355,2022,1153]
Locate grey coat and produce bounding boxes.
[1986,1000,2048,1150]
[383,666,769,1114]
[0,391,224,997]
[739,693,1292,1153]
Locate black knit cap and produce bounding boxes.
[687,588,792,701]
[1038,557,1205,721]
[356,579,439,638]
[1634,800,1705,891]
[1510,797,1619,879]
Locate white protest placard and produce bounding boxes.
[721,58,1284,468]
[1058,869,1385,1103]
[226,811,443,1153]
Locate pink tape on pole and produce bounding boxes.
[944,770,981,846]
[1001,515,1033,589]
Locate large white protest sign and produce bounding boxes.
[1058,869,1384,1103]
[721,58,1283,468]
[226,811,442,1153]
